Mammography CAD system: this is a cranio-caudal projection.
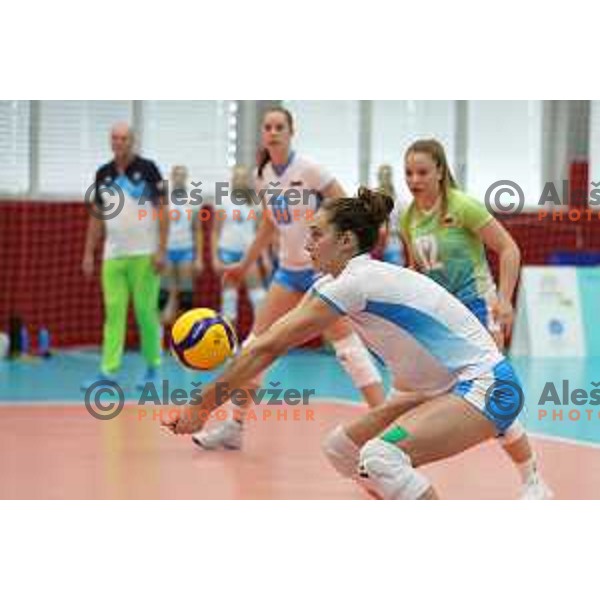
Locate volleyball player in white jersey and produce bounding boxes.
[165,188,528,500]
[374,164,404,265]
[161,165,198,325]
[191,107,385,450]
[213,165,270,323]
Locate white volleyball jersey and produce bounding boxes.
[168,194,195,251]
[219,200,257,253]
[312,254,503,394]
[257,154,334,270]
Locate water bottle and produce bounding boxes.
[38,327,51,358]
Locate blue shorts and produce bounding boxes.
[381,246,404,266]
[452,359,524,435]
[272,267,319,293]
[218,248,244,265]
[168,248,194,264]
[464,297,488,327]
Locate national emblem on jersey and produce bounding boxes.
[413,234,443,272]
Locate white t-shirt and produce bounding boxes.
[257,153,333,270]
[95,157,163,260]
[167,192,196,251]
[312,254,503,394]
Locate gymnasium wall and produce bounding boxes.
[2,100,598,350]
[1,186,598,350]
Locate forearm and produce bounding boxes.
[170,296,338,433]
[197,303,331,415]
[84,217,103,256]
[241,221,274,270]
[199,345,279,415]
[158,204,169,251]
[497,244,521,302]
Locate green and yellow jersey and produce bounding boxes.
[400,188,496,305]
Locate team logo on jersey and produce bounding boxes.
[441,214,458,227]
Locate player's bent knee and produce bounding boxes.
[331,333,382,388]
[359,439,430,500]
[322,426,360,478]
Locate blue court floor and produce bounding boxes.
[2,348,600,448]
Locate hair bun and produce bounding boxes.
[357,186,394,223]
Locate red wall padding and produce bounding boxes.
[2,184,600,350]
[0,201,254,350]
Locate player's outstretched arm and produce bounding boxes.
[162,295,341,434]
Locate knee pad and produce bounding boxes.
[322,426,360,478]
[332,333,382,389]
[359,439,430,500]
[500,420,525,446]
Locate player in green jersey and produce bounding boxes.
[399,139,552,500]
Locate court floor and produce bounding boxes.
[2,349,600,499]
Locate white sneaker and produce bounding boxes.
[191,420,243,450]
[520,475,554,500]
